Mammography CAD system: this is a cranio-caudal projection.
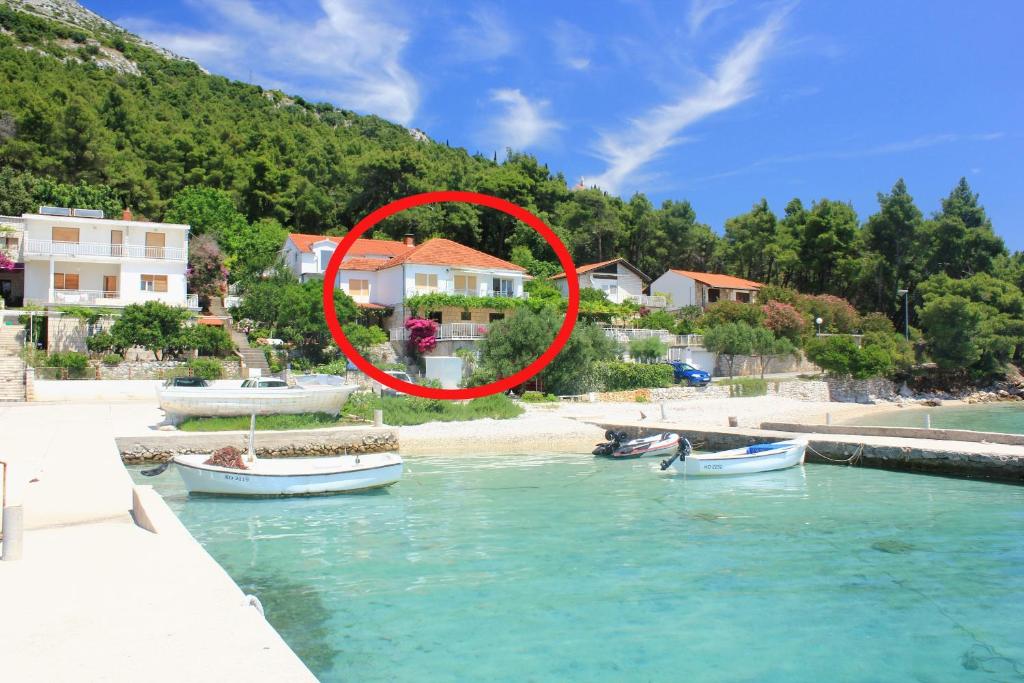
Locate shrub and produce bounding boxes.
[703,321,757,378]
[797,294,860,333]
[188,324,234,356]
[756,285,800,306]
[674,305,706,335]
[48,351,89,377]
[761,301,808,343]
[404,318,438,355]
[595,361,674,391]
[860,312,896,335]
[724,377,768,397]
[101,353,122,366]
[702,301,764,328]
[520,391,558,403]
[629,336,668,362]
[805,335,896,379]
[343,324,388,354]
[188,357,224,380]
[634,310,678,332]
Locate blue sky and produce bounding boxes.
[85,0,1023,251]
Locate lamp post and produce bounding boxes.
[815,317,823,336]
[897,288,909,340]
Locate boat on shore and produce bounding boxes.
[594,430,682,459]
[157,380,357,419]
[659,438,807,476]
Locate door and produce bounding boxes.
[103,275,118,298]
[110,230,123,257]
[145,232,166,258]
[51,227,79,256]
[0,279,11,306]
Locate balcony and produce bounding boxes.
[390,322,489,341]
[24,239,186,261]
[625,294,668,308]
[47,289,200,310]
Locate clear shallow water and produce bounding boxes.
[844,403,1024,434]
[131,456,1024,682]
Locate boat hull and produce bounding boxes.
[596,432,681,460]
[172,452,403,496]
[158,384,357,419]
[667,441,806,476]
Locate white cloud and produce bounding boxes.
[449,7,516,62]
[687,0,735,35]
[589,8,788,194]
[487,89,562,151]
[120,0,419,124]
[549,20,594,70]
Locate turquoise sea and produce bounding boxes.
[131,456,1024,682]
[844,403,1024,434]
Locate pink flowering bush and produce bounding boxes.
[0,252,14,271]
[797,294,860,334]
[405,318,438,355]
[761,301,808,342]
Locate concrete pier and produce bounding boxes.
[593,419,1024,482]
[0,402,315,681]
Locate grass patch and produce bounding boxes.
[344,392,524,426]
[519,391,559,403]
[720,377,769,397]
[178,412,355,432]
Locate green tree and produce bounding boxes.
[108,301,191,360]
[863,179,924,316]
[165,186,249,247]
[723,199,779,282]
[749,327,796,378]
[921,178,1005,278]
[703,321,756,378]
[187,234,227,300]
[628,336,667,363]
[796,199,859,294]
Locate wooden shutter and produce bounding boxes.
[52,227,79,243]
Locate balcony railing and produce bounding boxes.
[404,283,525,299]
[625,294,668,308]
[601,327,704,348]
[24,239,186,261]
[47,289,200,309]
[390,322,490,341]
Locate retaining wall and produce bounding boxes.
[827,377,898,403]
[760,422,1024,447]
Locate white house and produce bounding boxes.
[0,207,196,310]
[284,232,528,310]
[650,269,763,310]
[551,257,664,307]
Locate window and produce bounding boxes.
[454,274,477,294]
[415,273,438,291]
[489,312,505,322]
[735,292,751,303]
[460,311,472,321]
[141,274,168,292]
[428,311,442,323]
[492,277,514,297]
[318,249,333,271]
[53,272,79,290]
[51,227,79,243]
[707,288,721,303]
[348,279,369,297]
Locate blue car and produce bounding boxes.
[663,361,712,387]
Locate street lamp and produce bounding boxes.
[897,289,910,340]
[815,317,823,336]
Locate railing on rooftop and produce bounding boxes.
[24,239,186,261]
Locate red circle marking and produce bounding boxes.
[323,191,580,400]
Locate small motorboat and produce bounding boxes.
[142,416,402,496]
[659,438,807,476]
[594,430,682,460]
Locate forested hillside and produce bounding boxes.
[0,3,1021,327]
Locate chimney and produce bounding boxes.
[403,233,415,247]
[122,207,133,221]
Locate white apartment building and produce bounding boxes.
[551,257,665,307]
[0,207,196,310]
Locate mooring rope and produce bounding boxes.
[806,442,864,465]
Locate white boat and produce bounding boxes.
[660,438,807,476]
[172,451,403,496]
[144,415,403,496]
[157,381,358,419]
[594,430,681,459]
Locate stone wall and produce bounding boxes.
[713,351,820,378]
[90,359,242,380]
[598,380,830,403]
[116,426,399,463]
[826,377,897,403]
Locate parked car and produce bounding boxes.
[241,378,289,388]
[663,361,712,387]
[163,377,209,388]
[377,370,414,397]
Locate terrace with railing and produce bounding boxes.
[390,322,490,341]
[47,289,200,309]
[601,327,704,348]
[23,239,187,261]
[624,294,668,308]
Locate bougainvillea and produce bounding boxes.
[761,301,808,342]
[0,251,14,271]
[405,317,438,355]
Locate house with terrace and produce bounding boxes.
[283,233,528,343]
[650,270,763,310]
[0,207,196,310]
[551,257,665,308]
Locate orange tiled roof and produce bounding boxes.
[287,233,411,257]
[337,257,390,271]
[382,238,525,272]
[551,257,650,283]
[669,270,763,290]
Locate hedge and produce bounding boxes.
[595,361,675,391]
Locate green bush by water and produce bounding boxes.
[344,391,523,426]
[595,361,674,391]
[520,391,559,403]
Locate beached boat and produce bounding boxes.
[594,430,681,459]
[157,381,357,419]
[659,438,807,476]
[143,416,403,496]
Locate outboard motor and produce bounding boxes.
[593,430,628,456]
[660,438,692,471]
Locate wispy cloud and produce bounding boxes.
[486,89,562,151]
[449,7,516,62]
[696,132,1006,182]
[589,8,789,194]
[687,0,735,35]
[120,0,419,124]
[549,20,594,70]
